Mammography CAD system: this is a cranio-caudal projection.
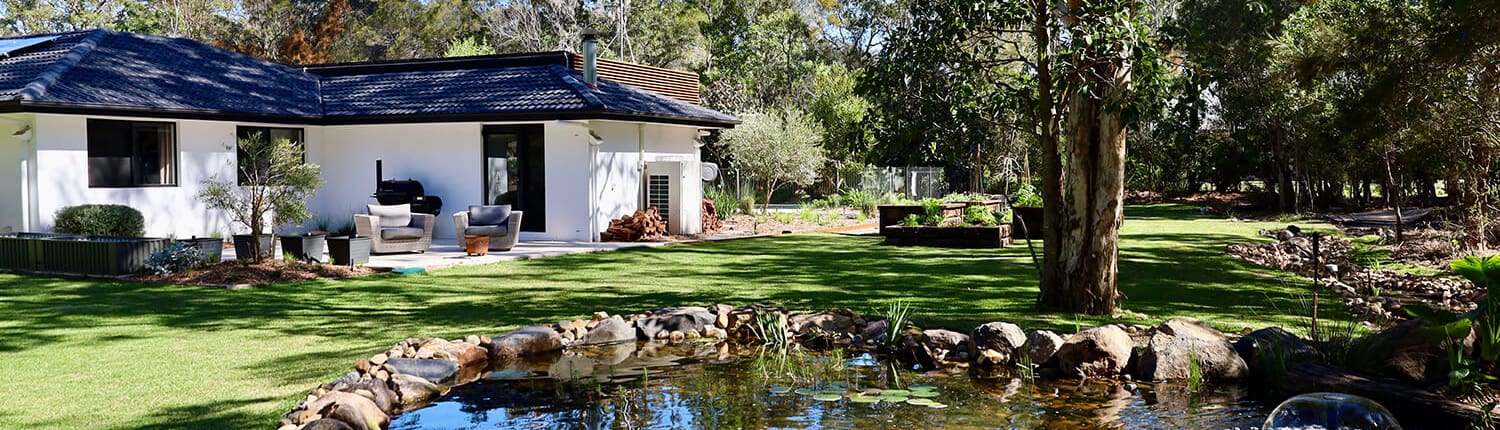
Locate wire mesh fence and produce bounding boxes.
[709,166,950,201]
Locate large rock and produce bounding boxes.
[1055,325,1134,378]
[637,306,717,340]
[577,316,635,346]
[1135,317,1248,381]
[300,419,355,430]
[337,379,397,413]
[384,357,459,384]
[413,338,488,367]
[1233,327,1319,379]
[970,322,1028,367]
[389,373,447,410]
[1022,330,1067,367]
[1349,319,1474,385]
[490,326,565,360]
[788,309,864,338]
[292,391,389,430]
[923,329,970,361]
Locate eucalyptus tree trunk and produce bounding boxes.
[1044,54,1131,315]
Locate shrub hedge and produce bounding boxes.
[53,204,146,237]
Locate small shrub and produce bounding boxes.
[739,194,758,215]
[705,187,741,220]
[54,204,145,237]
[143,242,206,276]
[1013,183,1043,207]
[919,198,945,225]
[900,214,923,227]
[798,204,817,223]
[963,206,999,226]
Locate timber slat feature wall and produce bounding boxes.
[570,54,701,105]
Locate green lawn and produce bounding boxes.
[0,204,1327,429]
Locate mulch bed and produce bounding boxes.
[134,260,382,288]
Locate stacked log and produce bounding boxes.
[602,207,669,241]
[702,199,723,232]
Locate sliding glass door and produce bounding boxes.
[482,125,545,232]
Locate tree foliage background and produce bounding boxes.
[2,0,1496,249]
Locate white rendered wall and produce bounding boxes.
[0,116,28,233]
[19,114,709,242]
[311,123,484,240]
[29,113,260,238]
[591,121,704,236]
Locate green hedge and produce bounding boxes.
[54,204,146,237]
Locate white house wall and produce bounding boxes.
[591,121,704,236]
[311,123,484,240]
[0,115,29,233]
[30,113,249,238]
[16,114,709,242]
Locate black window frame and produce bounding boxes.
[86,119,178,188]
[482,125,546,232]
[235,126,306,186]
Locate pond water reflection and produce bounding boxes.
[391,341,1268,429]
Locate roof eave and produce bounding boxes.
[11,100,738,128]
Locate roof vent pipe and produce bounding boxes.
[582,30,599,88]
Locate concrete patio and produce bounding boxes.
[363,239,665,270]
[225,239,667,271]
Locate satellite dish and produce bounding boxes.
[701,162,719,182]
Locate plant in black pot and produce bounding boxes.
[1010,183,1044,240]
[279,231,327,263]
[326,234,371,267]
[198,133,324,263]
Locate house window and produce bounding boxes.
[87,119,177,187]
[235,126,305,185]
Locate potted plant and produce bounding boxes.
[178,235,224,263]
[1010,183,1044,240]
[327,235,371,267]
[198,133,324,263]
[279,231,327,263]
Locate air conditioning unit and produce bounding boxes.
[644,160,690,234]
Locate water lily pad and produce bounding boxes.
[909,391,939,398]
[879,395,909,403]
[793,388,817,396]
[862,388,883,395]
[881,389,911,396]
[821,388,847,394]
[849,396,881,403]
[926,402,949,409]
[906,398,934,405]
[909,384,937,390]
[813,393,843,401]
[769,386,792,394]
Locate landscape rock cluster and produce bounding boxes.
[1227,226,1481,323]
[280,302,1466,430]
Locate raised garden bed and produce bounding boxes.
[877,199,1004,236]
[0,233,168,276]
[884,225,1012,248]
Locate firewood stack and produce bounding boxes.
[702,198,723,232]
[601,206,669,241]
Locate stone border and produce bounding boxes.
[276,304,1462,430]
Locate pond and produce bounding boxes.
[390,341,1269,429]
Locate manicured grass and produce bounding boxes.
[0,204,1329,429]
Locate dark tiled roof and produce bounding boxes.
[0,29,737,127]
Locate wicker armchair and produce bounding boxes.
[354,204,434,254]
[454,205,524,252]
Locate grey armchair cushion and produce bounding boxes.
[368,204,412,228]
[464,225,508,237]
[380,226,426,240]
[468,205,511,226]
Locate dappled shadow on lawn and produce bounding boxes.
[0,204,1335,427]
